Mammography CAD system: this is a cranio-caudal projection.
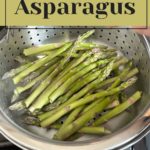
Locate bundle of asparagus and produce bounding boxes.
[5,30,142,141]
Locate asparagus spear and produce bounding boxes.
[24,42,67,56]
[15,62,59,94]
[49,59,114,103]
[53,97,113,140]
[75,43,108,51]
[92,91,142,126]
[2,62,32,80]
[13,42,73,84]
[43,57,125,111]
[61,30,95,65]
[53,60,114,105]
[38,68,138,121]
[49,57,126,105]
[29,57,112,113]
[40,77,137,127]
[52,124,111,135]
[9,63,59,110]
[59,106,84,131]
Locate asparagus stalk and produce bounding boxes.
[38,68,138,121]
[75,43,108,51]
[55,60,114,105]
[59,106,84,131]
[101,48,117,52]
[2,62,32,80]
[15,62,59,94]
[9,63,59,110]
[61,30,95,65]
[92,91,142,126]
[50,57,126,105]
[40,77,137,127]
[29,57,112,113]
[13,42,73,84]
[52,124,111,135]
[81,99,102,115]
[49,58,114,103]
[24,42,67,56]
[18,66,47,87]
[50,57,124,105]
[53,97,113,140]
[25,63,60,108]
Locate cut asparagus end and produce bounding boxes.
[24,116,40,126]
[9,101,25,111]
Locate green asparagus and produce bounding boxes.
[13,42,73,84]
[92,91,142,126]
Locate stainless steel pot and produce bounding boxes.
[0,26,150,150]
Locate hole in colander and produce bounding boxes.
[28,31,30,34]
[21,36,23,38]
[109,32,111,35]
[99,35,103,38]
[107,38,110,41]
[30,37,33,40]
[46,30,48,32]
[32,43,34,46]
[125,34,127,37]
[0,48,3,51]
[62,32,64,35]
[116,36,118,39]
[114,42,116,45]
[23,42,26,45]
[9,48,11,50]
[60,121,64,124]
[39,40,41,42]
[117,30,120,32]
[37,34,39,36]
[17,47,20,50]
[47,36,49,38]
[14,41,17,44]
[122,41,125,44]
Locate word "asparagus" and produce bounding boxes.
[15,0,135,19]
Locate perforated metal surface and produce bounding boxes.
[0,27,150,149]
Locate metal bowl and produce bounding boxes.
[0,27,150,150]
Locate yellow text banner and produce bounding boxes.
[1,0,149,26]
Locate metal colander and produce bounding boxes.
[0,27,150,150]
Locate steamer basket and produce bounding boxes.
[0,26,150,150]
